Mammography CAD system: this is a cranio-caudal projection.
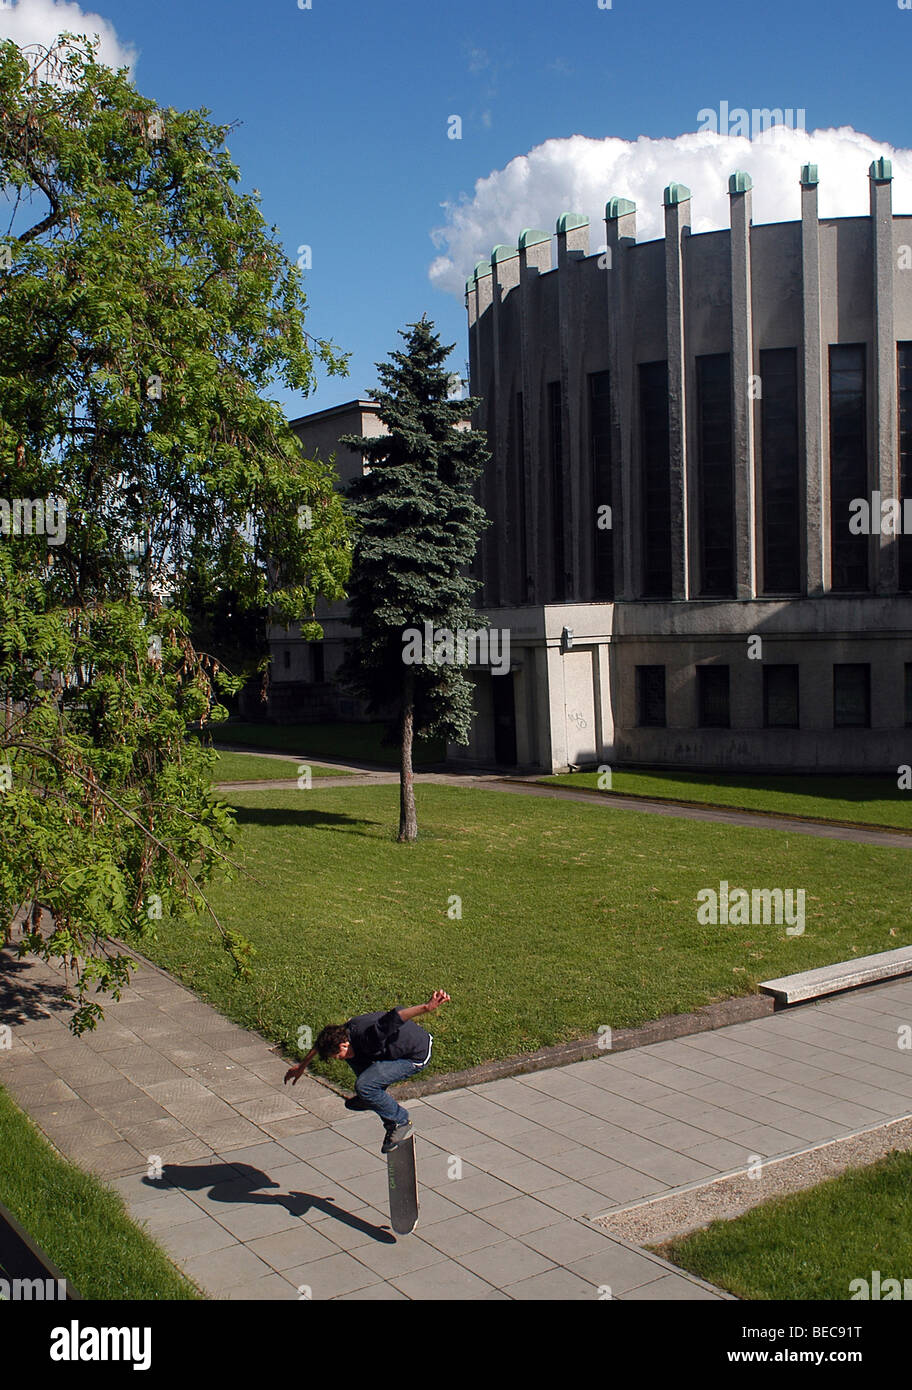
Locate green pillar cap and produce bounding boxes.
[870,157,892,183]
[606,197,636,219]
[465,277,475,296]
[473,259,491,281]
[664,183,691,206]
[518,228,550,249]
[800,163,819,187]
[556,212,589,233]
[728,171,752,194]
[491,243,518,263]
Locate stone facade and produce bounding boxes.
[456,161,912,772]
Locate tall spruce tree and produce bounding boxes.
[340,318,489,842]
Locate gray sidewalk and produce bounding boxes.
[3,947,911,1299]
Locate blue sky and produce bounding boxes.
[5,0,912,416]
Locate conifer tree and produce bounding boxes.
[340,318,489,841]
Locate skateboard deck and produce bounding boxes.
[386,1134,419,1235]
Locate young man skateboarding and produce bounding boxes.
[284,991,450,1153]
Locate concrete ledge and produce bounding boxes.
[759,946,912,1004]
[393,994,774,1100]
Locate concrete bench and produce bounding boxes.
[759,946,912,1005]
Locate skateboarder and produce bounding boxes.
[284,991,450,1153]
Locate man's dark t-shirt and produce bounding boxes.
[344,1009,433,1075]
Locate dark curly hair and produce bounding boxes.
[315,1024,349,1060]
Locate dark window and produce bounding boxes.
[312,644,324,683]
[636,666,666,727]
[763,664,799,728]
[514,392,529,602]
[698,665,730,728]
[760,348,801,593]
[589,371,614,599]
[547,381,566,601]
[898,345,912,590]
[829,345,868,591]
[696,354,735,596]
[640,361,672,597]
[833,663,870,727]
[283,649,291,670]
[906,663,912,727]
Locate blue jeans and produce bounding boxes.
[354,1058,424,1127]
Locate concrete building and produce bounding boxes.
[455,160,912,773]
[271,161,912,774]
[267,399,385,724]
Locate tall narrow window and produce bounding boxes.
[514,392,528,603]
[833,663,870,727]
[636,666,666,727]
[905,662,912,727]
[696,354,734,596]
[640,361,672,597]
[760,348,801,593]
[763,665,799,728]
[898,344,912,591]
[698,665,730,728]
[312,644,324,684]
[547,381,566,601]
[589,371,614,599]
[829,345,868,591]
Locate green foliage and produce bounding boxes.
[0,35,352,1028]
[339,317,490,747]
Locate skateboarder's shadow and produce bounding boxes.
[144,1162,395,1244]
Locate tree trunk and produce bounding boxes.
[398,667,418,842]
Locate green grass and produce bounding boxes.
[541,769,912,830]
[657,1149,912,1300]
[137,782,912,1085]
[0,1087,200,1300]
[209,751,349,782]
[205,720,445,768]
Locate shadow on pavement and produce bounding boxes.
[144,1161,395,1244]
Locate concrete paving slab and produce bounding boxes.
[390,1261,500,1300]
[503,1266,597,1300]
[283,1252,385,1299]
[457,1238,556,1285]
[418,1212,508,1256]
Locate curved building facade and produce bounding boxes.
[454,161,912,773]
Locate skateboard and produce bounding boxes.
[386,1134,419,1235]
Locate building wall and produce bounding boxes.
[463,163,912,773]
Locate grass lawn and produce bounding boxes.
[657,1148,912,1300]
[0,1087,200,1300]
[541,769,912,831]
[205,720,445,768]
[138,782,912,1086]
[209,750,350,782]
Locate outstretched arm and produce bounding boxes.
[284,1046,317,1085]
[397,991,450,1023]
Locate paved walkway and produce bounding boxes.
[216,762,912,850]
[3,945,912,1300]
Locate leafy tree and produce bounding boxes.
[340,318,489,842]
[0,35,351,1029]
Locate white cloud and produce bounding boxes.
[0,0,136,72]
[429,125,912,296]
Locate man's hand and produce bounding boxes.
[284,1060,310,1086]
[425,990,450,1013]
